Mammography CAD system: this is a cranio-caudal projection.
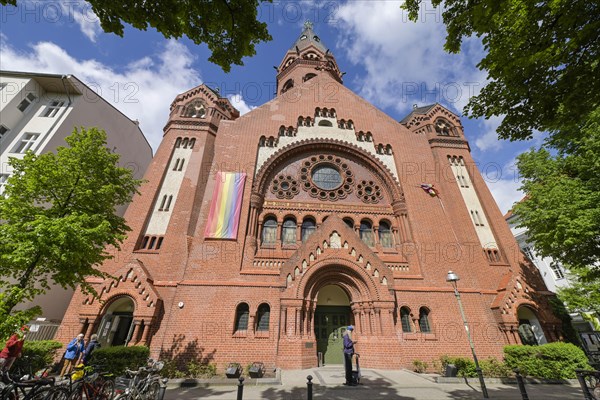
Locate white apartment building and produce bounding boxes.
[0,71,153,335]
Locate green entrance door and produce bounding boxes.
[314,306,351,365]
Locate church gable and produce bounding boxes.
[280,214,393,299]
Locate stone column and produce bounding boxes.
[129,321,141,345]
[139,323,152,345]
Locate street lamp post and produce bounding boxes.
[446,270,489,399]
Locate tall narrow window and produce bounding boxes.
[164,195,173,211]
[262,217,277,244]
[282,218,297,245]
[17,93,37,112]
[159,195,167,211]
[301,217,316,242]
[0,174,9,195]
[378,220,393,248]
[42,100,64,117]
[418,307,431,333]
[550,263,565,280]
[360,219,375,247]
[235,303,250,332]
[343,218,354,230]
[178,159,185,171]
[173,159,181,171]
[400,307,412,333]
[0,124,9,139]
[256,304,270,332]
[13,132,40,153]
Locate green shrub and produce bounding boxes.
[187,361,217,378]
[504,342,592,379]
[480,357,513,378]
[11,340,63,374]
[160,359,186,379]
[412,360,428,373]
[89,345,150,376]
[440,355,477,377]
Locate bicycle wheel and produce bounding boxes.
[28,387,53,400]
[68,381,84,400]
[98,379,115,400]
[45,386,70,400]
[143,381,160,400]
[1,385,18,400]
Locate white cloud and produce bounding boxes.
[0,35,200,151]
[474,115,505,152]
[487,177,523,215]
[227,94,256,115]
[59,1,102,42]
[333,0,486,116]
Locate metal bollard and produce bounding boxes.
[513,368,529,400]
[237,376,245,400]
[307,375,313,400]
[156,378,169,400]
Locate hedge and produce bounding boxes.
[9,340,63,374]
[504,342,592,379]
[89,345,150,376]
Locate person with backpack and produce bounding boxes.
[82,334,101,365]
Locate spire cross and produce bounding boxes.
[304,20,313,30]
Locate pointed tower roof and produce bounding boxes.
[276,22,343,93]
[291,21,328,54]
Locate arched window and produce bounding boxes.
[282,218,297,245]
[360,219,375,247]
[343,218,354,230]
[256,304,270,332]
[378,220,393,248]
[318,119,333,127]
[303,73,316,82]
[400,307,412,333]
[175,137,182,148]
[281,79,294,93]
[435,119,452,136]
[183,100,206,118]
[419,307,431,333]
[235,303,249,332]
[262,217,277,244]
[301,217,316,242]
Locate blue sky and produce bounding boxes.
[0,1,542,213]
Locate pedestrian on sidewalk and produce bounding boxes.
[0,325,28,373]
[82,334,100,365]
[343,325,357,386]
[59,333,85,377]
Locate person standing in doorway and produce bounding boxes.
[82,334,100,365]
[343,325,357,386]
[60,334,85,377]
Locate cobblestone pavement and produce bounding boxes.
[166,366,584,399]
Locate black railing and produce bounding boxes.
[576,369,600,400]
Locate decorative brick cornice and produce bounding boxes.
[428,137,470,150]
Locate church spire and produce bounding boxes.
[275,22,343,95]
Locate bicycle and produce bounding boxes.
[1,370,68,400]
[65,364,114,400]
[113,360,163,400]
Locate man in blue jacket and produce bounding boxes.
[343,325,357,386]
[60,333,85,377]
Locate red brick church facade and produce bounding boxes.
[57,23,562,370]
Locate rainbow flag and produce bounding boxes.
[204,172,247,239]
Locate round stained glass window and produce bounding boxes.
[311,164,342,190]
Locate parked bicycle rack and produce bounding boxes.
[576,369,600,400]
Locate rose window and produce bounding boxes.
[271,175,300,199]
[357,180,383,204]
[300,155,354,201]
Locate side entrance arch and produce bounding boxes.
[97,296,135,347]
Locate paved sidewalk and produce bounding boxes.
[166,366,585,399]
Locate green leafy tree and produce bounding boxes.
[0,0,272,72]
[557,268,600,321]
[513,107,600,279]
[0,127,143,338]
[403,0,600,142]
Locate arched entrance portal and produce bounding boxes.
[517,306,548,345]
[97,297,135,347]
[314,285,351,365]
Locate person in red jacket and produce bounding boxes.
[0,326,28,373]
